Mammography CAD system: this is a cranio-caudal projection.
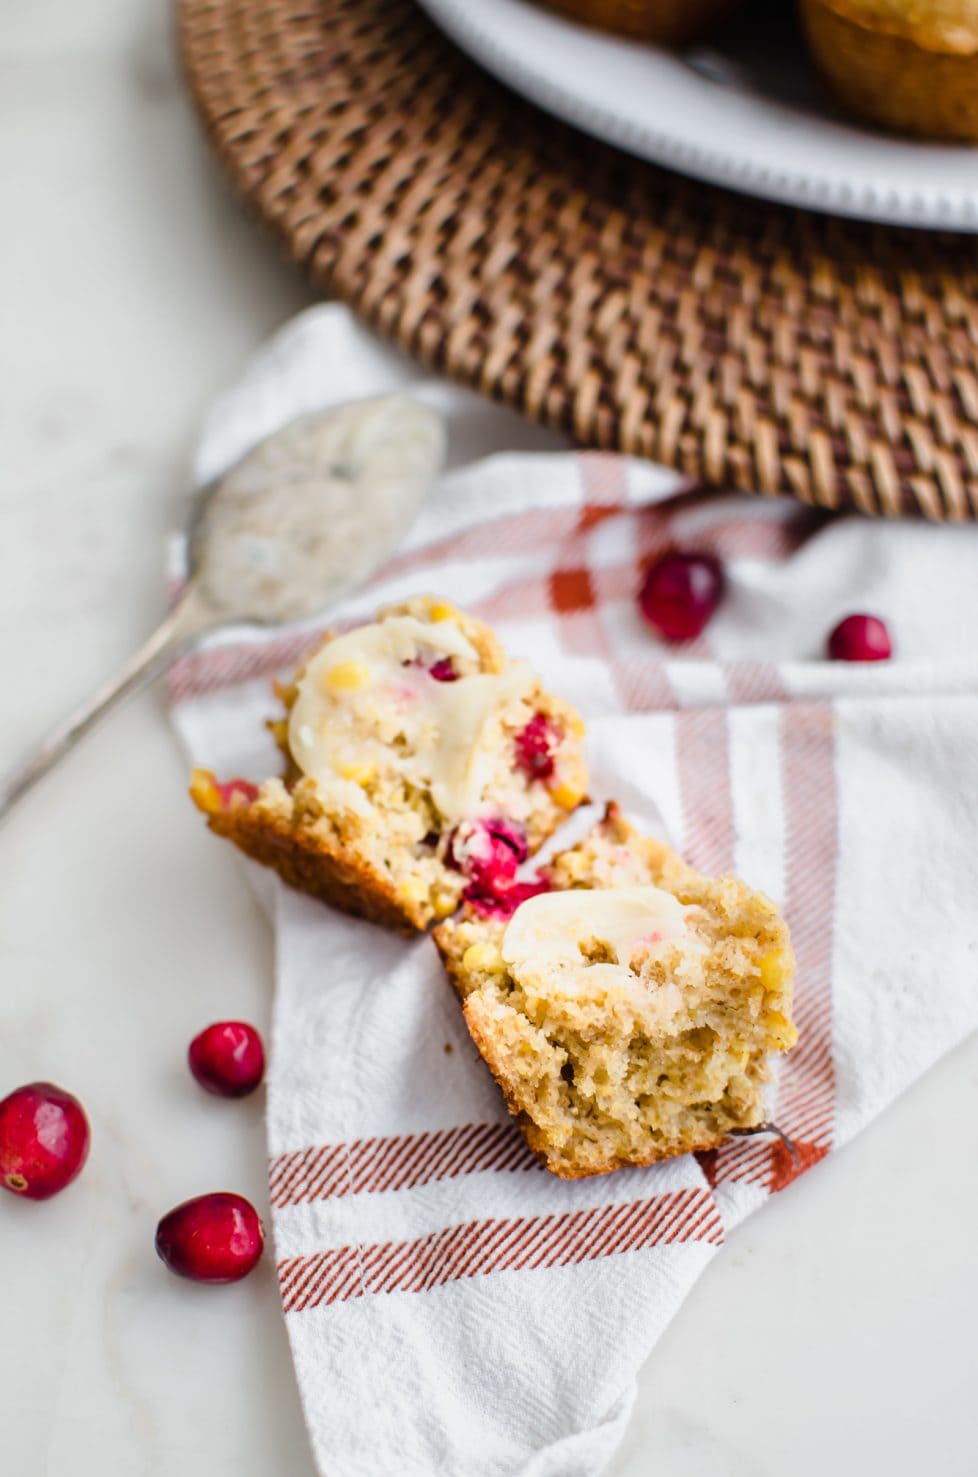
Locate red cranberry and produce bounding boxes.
[0,1082,90,1200]
[155,1192,264,1284]
[637,552,724,642]
[188,1022,265,1099]
[450,819,528,895]
[217,778,259,808]
[466,876,551,920]
[402,655,459,682]
[827,613,892,662]
[449,818,540,915]
[489,818,529,864]
[515,713,560,781]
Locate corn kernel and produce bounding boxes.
[322,660,371,693]
[767,1010,798,1049]
[759,948,787,991]
[336,759,375,785]
[567,712,587,739]
[551,781,584,810]
[189,768,220,815]
[399,879,429,907]
[432,891,458,919]
[428,601,456,623]
[462,943,505,973]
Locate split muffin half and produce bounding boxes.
[190,596,588,931]
[434,803,796,1178]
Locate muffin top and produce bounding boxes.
[826,0,978,50]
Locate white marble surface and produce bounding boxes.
[1,4,976,1475]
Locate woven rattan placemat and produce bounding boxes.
[178,0,978,519]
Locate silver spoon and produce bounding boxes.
[0,393,446,820]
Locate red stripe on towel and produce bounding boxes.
[278,1188,724,1313]
[674,707,735,875]
[716,701,838,1191]
[269,1120,540,1207]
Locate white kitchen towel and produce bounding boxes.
[169,304,978,1477]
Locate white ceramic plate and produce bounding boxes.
[416,0,978,232]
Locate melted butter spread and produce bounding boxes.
[288,614,535,821]
[502,886,702,997]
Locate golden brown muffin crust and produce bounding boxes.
[434,803,797,1179]
[802,0,978,137]
[820,0,978,51]
[190,596,588,931]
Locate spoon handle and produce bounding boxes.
[0,588,214,823]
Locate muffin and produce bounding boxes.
[190,596,588,932]
[535,0,742,44]
[434,803,796,1180]
[801,0,978,140]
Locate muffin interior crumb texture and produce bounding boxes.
[191,596,588,929]
[435,804,796,1178]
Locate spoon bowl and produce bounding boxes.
[187,393,445,627]
[0,393,446,820]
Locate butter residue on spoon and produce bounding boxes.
[0,393,446,820]
[190,394,446,624]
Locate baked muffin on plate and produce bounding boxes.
[434,802,796,1180]
[190,597,588,932]
[535,0,742,44]
[801,0,978,140]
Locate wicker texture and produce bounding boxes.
[178,0,978,519]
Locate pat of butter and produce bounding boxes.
[313,615,479,677]
[287,613,534,821]
[502,886,699,994]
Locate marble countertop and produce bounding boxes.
[2,4,976,1475]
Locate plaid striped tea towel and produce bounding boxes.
[168,305,978,1477]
